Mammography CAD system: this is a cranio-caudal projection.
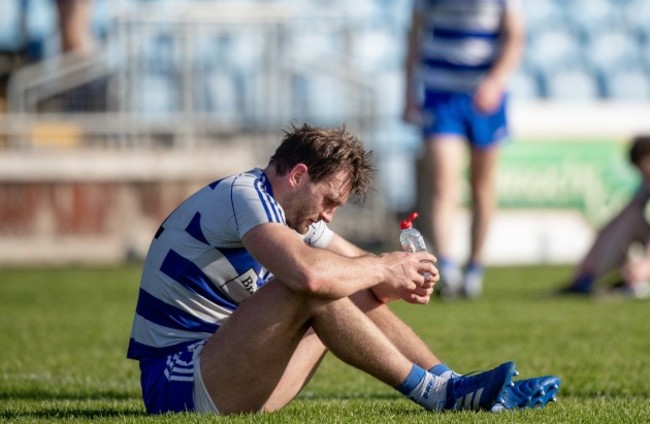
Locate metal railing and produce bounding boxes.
[0,1,393,248]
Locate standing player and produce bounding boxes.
[403,0,526,299]
[127,123,559,415]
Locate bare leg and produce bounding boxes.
[263,328,327,412]
[423,136,464,259]
[55,0,95,53]
[574,200,650,281]
[468,145,500,264]
[199,281,416,414]
[350,289,441,370]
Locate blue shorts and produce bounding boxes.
[420,90,509,148]
[139,341,206,414]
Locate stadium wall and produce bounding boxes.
[0,146,257,265]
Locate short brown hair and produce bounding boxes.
[629,134,650,167]
[268,123,376,202]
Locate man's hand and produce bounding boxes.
[402,102,422,125]
[371,251,439,304]
[473,77,505,114]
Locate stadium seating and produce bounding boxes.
[604,64,650,101]
[565,0,624,39]
[0,0,23,52]
[525,24,583,76]
[584,25,641,74]
[130,73,176,114]
[509,67,542,100]
[3,0,650,114]
[520,0,564,38]
[543,61,602,101]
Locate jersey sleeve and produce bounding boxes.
[230,173,286,240]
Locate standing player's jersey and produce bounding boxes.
[127,168,334,360]
[415,0,521,92]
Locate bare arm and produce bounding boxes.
[403,9,425,125]
[474,7,526,113]
[242,223,437,299]
[325,232,369,258]
[325,232,438,304]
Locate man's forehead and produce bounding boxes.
[321,170,353,200]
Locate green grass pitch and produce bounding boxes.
[1,264,649,423]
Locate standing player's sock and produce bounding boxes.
[463,262,484,298]
[438,257,462,299]
[395,365,447,410]
[429,363,461,381]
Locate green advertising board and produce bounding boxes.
[495,138,639,225]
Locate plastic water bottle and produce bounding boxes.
[399,212,427,253]
[400,212,431,279]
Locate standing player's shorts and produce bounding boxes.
[420,90,509,148]
[139,340,219,414]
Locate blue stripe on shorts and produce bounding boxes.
[139,341,206,414]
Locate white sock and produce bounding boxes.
[406,371,448,411]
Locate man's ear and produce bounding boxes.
[288,163,309,187]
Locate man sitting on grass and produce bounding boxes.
[559,134,650,299]
[127,123,560,415]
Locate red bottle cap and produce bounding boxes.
[399,212,419,230]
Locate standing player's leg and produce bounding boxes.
[424,135,465,297]
[464,145,500,298]
[418,91,467,299]
[462,90,508,298]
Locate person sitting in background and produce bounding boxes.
[559,134,650,299]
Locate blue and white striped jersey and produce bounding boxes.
[127,168,334,360]
[415,0,521,92]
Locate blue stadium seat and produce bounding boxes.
[623,0,650,42]
[372,68,403,117]
[603,63,650,101]
[90,0,113,40]
[521,0,564,37]
[352,27,401,73]
[24,0,57,59]
[584,26,641,74]
[0,0,24,52]
[287,23,344,64]
[202,69,244,116]
[509,68,541,100]
[526,24,582,72]
[542,62,601,101]
[223,32,266,72]
[294,73,348,125]
[565,0,624,38]
[377,0,415,31]
[131,73,177,114]
[137,32,177,76]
